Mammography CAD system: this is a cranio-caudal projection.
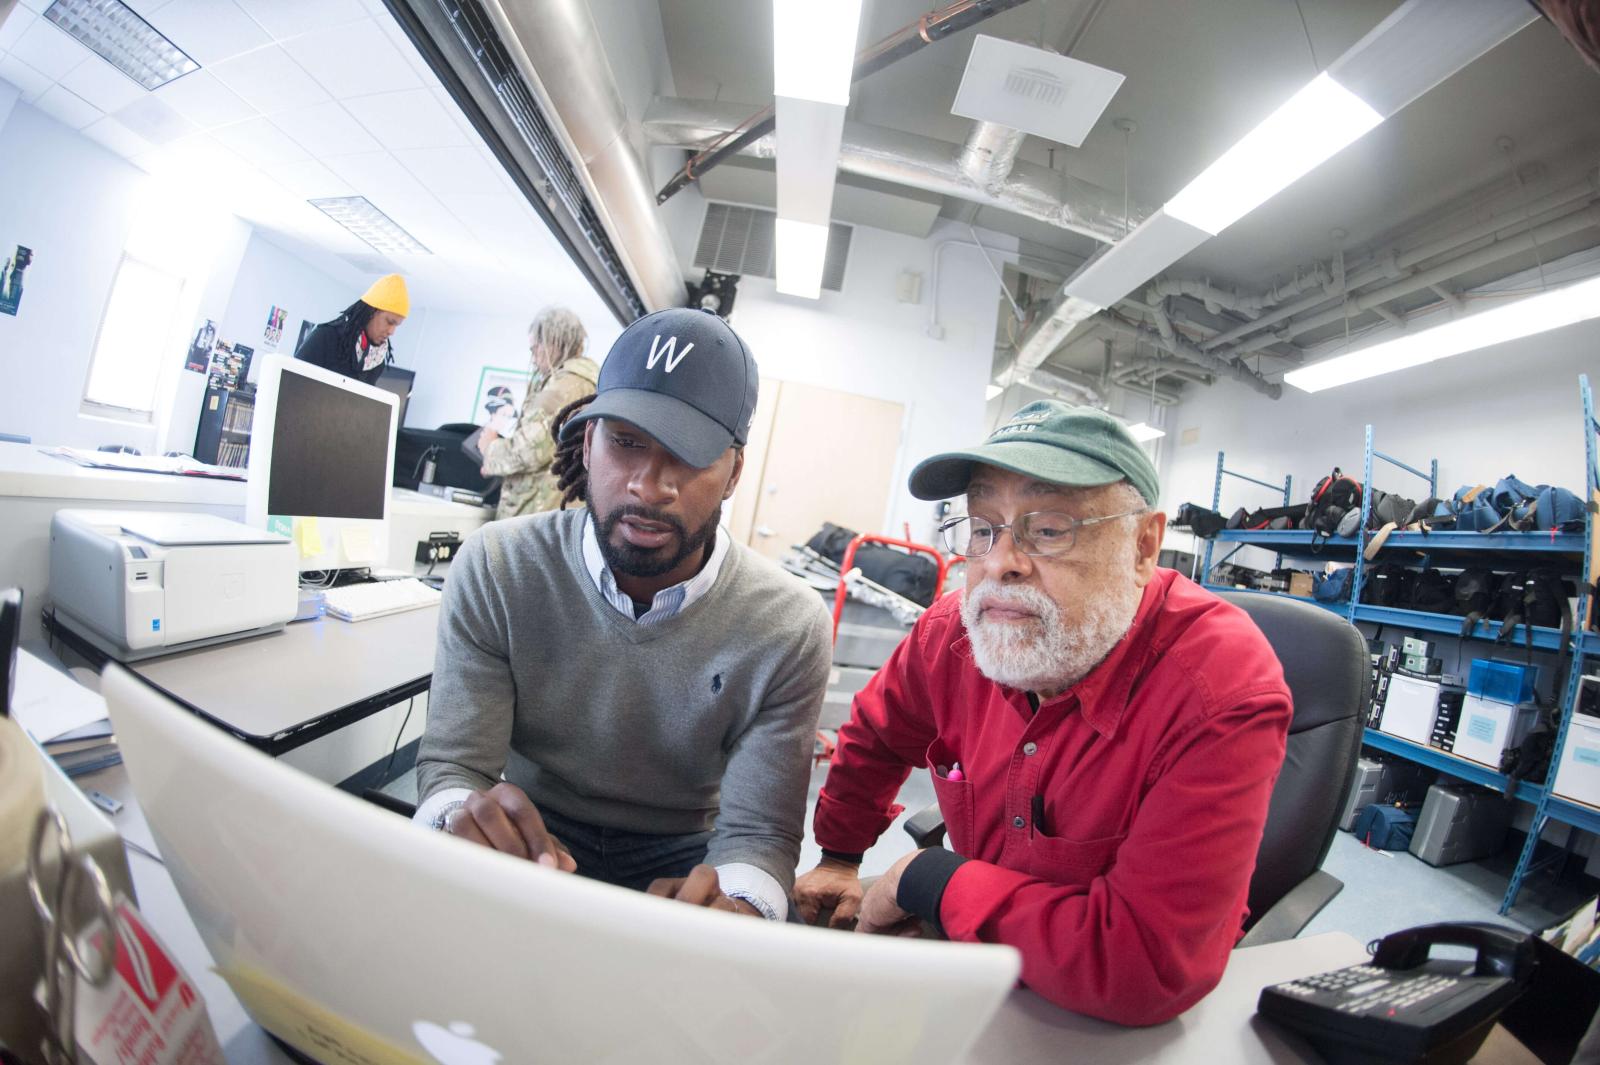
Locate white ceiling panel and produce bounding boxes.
[282,19,420,99]
[153,69,255,129]
[11,17,92,79]
[16,0,51,16]
[59,57,145,114]
[113,93,198,143]
[145,0,269,67]
[211,115,310,169]
[0,52,52,101]
[33,84,100,129]
[0,7,37,52]
[81,115,156,158]
[343,88,466,151]
[270,99,379,157]
[321,149,435,205]
[231,0,367,42]
[209,45,327,113]
[263,157,354,199]
[376,14,440,87]
[393,145,508,196]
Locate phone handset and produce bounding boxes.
[1369,922,1536,982]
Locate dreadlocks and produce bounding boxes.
[550,394,594,508]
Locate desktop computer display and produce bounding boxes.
[247,355,398,572]
[373,365,414,430]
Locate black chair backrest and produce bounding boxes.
[1215,591,1367,930]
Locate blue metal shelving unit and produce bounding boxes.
[1201,376,1596,916]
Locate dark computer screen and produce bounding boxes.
[266,370,393,520]
[374,366,414,429]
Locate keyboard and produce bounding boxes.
[322,578,442,622]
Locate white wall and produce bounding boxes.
[726,222,1004,540]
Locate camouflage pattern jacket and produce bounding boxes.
[481,356,599,519]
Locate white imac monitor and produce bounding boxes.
[246,354,398,573]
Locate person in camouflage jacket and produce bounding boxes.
[479,307,598,519]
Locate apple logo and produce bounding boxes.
[412,1020,503,1065]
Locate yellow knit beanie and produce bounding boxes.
[360,274,409,317]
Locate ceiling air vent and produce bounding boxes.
[952,35,1125,148]
[695,203,850,293]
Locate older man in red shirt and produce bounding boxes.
[793,400,1292,1026]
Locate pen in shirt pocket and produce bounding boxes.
[1031,794,1048,836]
[935,762,964,781]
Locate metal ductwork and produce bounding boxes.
[958,122,1027,194]
[1101,316,1283,399]
[644,98,1147,246]
[481,0,685,312]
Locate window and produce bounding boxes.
[82,254,186,418]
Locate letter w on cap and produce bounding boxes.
[646,334,694,373]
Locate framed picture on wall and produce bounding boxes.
[294,319,315,356]
[186,319,217,372]
[471,366,531,435]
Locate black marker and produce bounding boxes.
[1031,794,1047,836]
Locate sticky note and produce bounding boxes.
[340,526,376,564]
[267,514,292,539]
[293,516,324,559]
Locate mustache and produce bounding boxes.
[598,503,688,540]
[970,584,1052,618]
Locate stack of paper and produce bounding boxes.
[11,650,120,776]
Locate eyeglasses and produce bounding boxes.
[938,509,1145,558]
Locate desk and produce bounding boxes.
[71,760,1374,1065]
[49,605,440,756]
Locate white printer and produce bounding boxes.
[49,510,297,660]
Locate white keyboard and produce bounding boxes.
[322,578,442,622]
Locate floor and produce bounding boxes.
[385,758,1591,941]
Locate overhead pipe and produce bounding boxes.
[644,98,1146,244]
[957,122,1027,194]
[1100,315,1283,399]
[654,0,1034,205]
[483,0,685,311]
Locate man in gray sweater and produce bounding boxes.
[414,308,833,922]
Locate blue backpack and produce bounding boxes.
[1351,804,1417,850]
[1489,475,1587,532]
[1313,568,1354,603]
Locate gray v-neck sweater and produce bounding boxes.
[416,508,834,889]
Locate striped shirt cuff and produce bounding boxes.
[716,862,787,922]
[415,787,474,831]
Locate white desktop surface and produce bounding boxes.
[72,761,1368,1065]
[0,441,247,505]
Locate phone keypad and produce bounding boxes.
[1273,966,1462,1016]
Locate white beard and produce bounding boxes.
[959,575,1142,694]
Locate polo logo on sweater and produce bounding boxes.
[646,334,694,373]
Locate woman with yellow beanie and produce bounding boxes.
[293,274,409,386]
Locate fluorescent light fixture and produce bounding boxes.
[1064,209,1210,308]
[1164,74,1382,236]
[985,384,1005,400]
[1125,422,1165,442]
[773,0,864,106]
[45,0,198,91]
[774,96,846,225]
[775,218,829,299]
[1285,274,1600,393]
[310,197,431,256]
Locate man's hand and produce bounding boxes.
[646,864,762,917]
[855,851,923,937]
[792,857,865,929]
[444,782,576,872]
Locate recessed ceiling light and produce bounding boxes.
[309,197,431,256]
[45,0,199,91]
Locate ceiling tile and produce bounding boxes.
[393,146,507,196]
[211,115,310,169]
[343,89,465,151]
[81,115,156,159]
[33,85,101,129]
[281,19,419,99]
[114,93,198,143]
[11,17,92,79]
[322,149,434,204]
[0,8,37,53]
[153,69,255,128]
[209,44,327,113]
[232,0,366,41]
[264,157,354,198]
[0,53,52,101]
[144,0,269,67]
[270,99,379,157]
[375,15,439,86]
[16,0,50,13]
[60,57,147,113]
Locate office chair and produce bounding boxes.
[903,589,1367,948]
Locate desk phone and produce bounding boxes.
[1258,922,1535,1065]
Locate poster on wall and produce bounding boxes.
[186,320,217,372]
[472,366,530,435]
[206,340,254,391]
[295,319,315,356]
[263,306,287,349]
[0,244,34,317]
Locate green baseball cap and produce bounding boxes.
[909,400,1160,504]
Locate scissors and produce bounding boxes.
[27,806,115,1065]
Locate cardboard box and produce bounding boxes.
[1379,674,1441,746]
[1288,572,1314,598]
[1450,694,1538,769]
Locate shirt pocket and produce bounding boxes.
[1027,831,1125,884]
[925,742,974,857]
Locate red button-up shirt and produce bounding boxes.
[814,568,1292,1025]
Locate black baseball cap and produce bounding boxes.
[560,308,758,468]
